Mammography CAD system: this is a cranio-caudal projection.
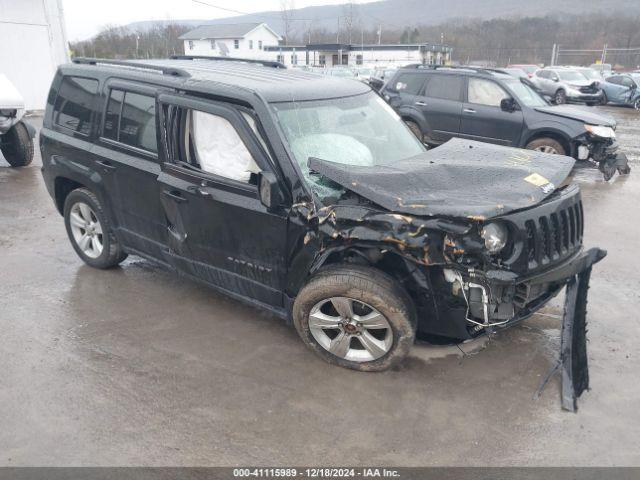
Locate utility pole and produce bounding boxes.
[377,24,381,45]
[550,43,556,66]
[601,43,608,64]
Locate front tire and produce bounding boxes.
[63,188,127,269]
[293,264,416,371]
[525,137,566,156]
[0,122,33,167]
[404,119,424,143]
[554,89,567,105]
[600,92,608,105]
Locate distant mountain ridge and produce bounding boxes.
[124,0,636,38]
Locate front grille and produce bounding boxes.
[579,84,598,93]
[524,201,583,269]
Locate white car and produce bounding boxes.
[0,74,35,167]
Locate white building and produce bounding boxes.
[265,43,453,68]
[180,23,282,60]
[0,0,69,110]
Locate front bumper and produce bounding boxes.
[566,90,603,103]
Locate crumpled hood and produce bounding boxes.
[534,105,616,127]
[308,138,575,219]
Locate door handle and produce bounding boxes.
[415,101,428,106]
[187,185,212,198]
[162,190,187,203]
[463,108,476,114]
[96,159,116,170]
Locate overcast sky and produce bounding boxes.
[62,0,358,41]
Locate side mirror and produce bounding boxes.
[258,171,285,211]
[552,77,559,82]
[500,98,517,112]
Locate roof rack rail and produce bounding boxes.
[170,55,286,69]
[71,57,191,77]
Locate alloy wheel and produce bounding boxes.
[308,297,393,362]
[534,145,559,154]
[555,90,566,104]
[69,202,104,259]
[634,99,640,111]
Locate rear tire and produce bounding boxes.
[404,119,424,143]
[0,122,33,167]
[63,188,127,269]
[293,264,416,372]
[525,137,566,156]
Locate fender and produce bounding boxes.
[396,105,432,139]
[20,119,37,139]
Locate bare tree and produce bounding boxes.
[280,0,295,46]
[342,1,359,44]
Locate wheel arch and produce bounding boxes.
[524,130,573,157]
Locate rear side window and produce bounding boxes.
[537,70,549,79]
[423,75,463,101]
[394,73,426,95]
[53,76,99,135]
[102,89,157,154]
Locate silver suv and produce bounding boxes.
[532,67,603,105]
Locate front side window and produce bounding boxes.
[102,89,157,153]
[537,70,549,79]
[423,74,462,101]
[272,92,426,199]
[606,76,621,85]
[467,78,509,106]
[184,110,260,184]
[53,76,99,135]
[394,73,426,95]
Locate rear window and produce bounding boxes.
[394,73,426,95]
[53,76,99,135]
[102,89,157,154]
[424,74,463,101]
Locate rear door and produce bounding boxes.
[459,77,523,146]
[418,73,463,142]
[156,94,289,307]
[93,81,167,257]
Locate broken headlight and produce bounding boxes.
[585,124,615,139]
[481,222,508,254]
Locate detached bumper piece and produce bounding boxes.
[590,140,631,181]
[536,247,606,412]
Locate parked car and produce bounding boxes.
[368,66,397,91]
[500,67,528,79]
[574,67,603,83]
[0,74,36,167]
[324,67,357,79]
[507,64,539,78]
[599,73,640,109]
[41,57,605,373]
[589,63,613,77]
[531,67,603,105]
[381,66,629,179]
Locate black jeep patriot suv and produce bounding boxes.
[40,57,604,372]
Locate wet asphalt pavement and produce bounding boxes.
[1,106,639,466]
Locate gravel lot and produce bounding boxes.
[0,106,639,466]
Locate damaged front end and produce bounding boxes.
[574,129,631,180]
[290,139,605,410]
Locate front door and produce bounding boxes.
[156,94,289,308]
[459,77,524,146]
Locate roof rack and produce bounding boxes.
[170,55,286,69]
[72,57,190,77]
